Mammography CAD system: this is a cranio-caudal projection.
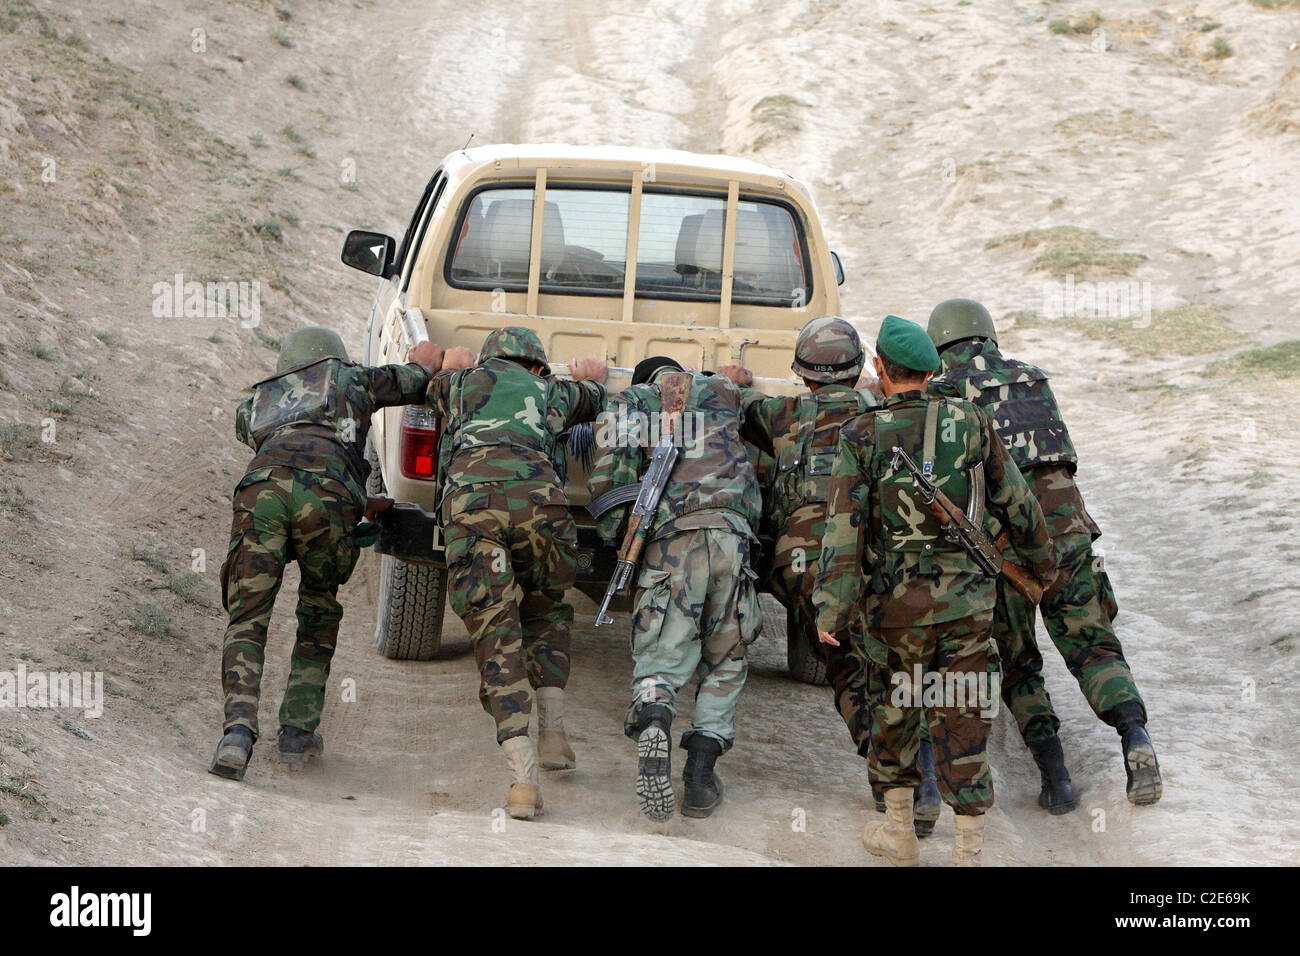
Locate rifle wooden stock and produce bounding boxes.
[993,531,1045,605]
[619,514,646,566]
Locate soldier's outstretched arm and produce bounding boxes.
[363,353,437,411]
[813,426,873,637]
[979,410,1056,584]
[736,386,784,458]
[234,397,255,449]
[555,366,609,430]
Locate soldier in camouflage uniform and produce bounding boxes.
[589,357,763,821]
[926,298,1161,808]
[814,315,1057,866]
[718,318,942,837]
[428,327,607,820]
[210,327,441,781]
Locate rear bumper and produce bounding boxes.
[375,501,620,585]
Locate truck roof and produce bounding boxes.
[440,143,817,204]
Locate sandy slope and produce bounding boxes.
[1,0,1297,866]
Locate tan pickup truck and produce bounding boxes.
[340,144,846,682]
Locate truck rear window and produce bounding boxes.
[447,184,809,306]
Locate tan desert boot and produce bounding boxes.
[501,735,543,820]
[536,686,577,770]
[952,813,985,866]
[862,787,920,866]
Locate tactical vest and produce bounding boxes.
[871,395,981,554]
[440,357,559,473]
[647,371,760,531]
[248,357,347,448]
[772,388,874,526]
[938,351,1077,474]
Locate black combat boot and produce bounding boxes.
[1109,702,1162,806]
[277,725,324,764]
[913,739,942,837]
[681,736,725,818]
[871,786,886,813]
[1027,736,1078,814]
[208,725,254,781]
[634,704,675,821]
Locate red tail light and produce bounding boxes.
[400,406,440,480]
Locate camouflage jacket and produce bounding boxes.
[929,339,1100,540]
[812,390,1055,646]
[589,369,760,544]
[427,356,605,509]
[235,359,431,507]
[740,383,879,572]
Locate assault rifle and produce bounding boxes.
[594,372,692,626]
[890,445,1046,604]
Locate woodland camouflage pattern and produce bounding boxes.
[790,315,865,384]
[741,384,878,571]
[590,367,761,749]
[741,382,878,753]
[932,338,1144,738]
[589,370,760,544]
[812,391,1056,649]
[623,529,762,749]
[428,355,605,743]
[236,360,432,507]
[443,486,578,742]
[812,389,1056,817]
[928,339,1079,477]
[221,467,362,737]
[865,610,1000,814]
[428,357,605,496]
[222,359,431,738]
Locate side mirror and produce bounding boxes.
[830,251,845,287]
[342,230,396,278]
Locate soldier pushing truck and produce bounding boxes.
[237,144,1169,865]
[212,314,1164,864]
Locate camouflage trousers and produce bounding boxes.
[220,467,361,739]
[866,610,998,815]
[443,486,577,744]
[624,528,762,750]
[995,532,1144,743]
[770,560,872,755]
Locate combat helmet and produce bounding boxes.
[926,298,997,350]
[480,326,550,375]
[276,326,350,374]
[791,315,864,384]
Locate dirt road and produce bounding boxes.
[1,0,1297,865]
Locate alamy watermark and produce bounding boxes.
[593,407,707,451]
[1042,273,1152,328]
[0,664,104,718]
[889,665,1000,718]
[152,272,261,327]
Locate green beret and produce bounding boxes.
[876,314,940,373]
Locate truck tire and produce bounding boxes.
[373,554,447,660]
[786,605,829,686]
[366,437,447,661]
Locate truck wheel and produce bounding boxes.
[786,605,829,686]
[366,436,447,660]
[373,554,447,660]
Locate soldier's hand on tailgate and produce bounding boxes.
[409,341,442,372]
[441,346,476,371]
[716,365,752,387]
[571,357,609,384]
[817,630,840,647]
